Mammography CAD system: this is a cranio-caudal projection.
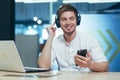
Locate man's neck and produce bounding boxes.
[64,31,76,44]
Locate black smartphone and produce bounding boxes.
[77,49,87,57]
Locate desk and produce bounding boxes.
[0,71,120,80]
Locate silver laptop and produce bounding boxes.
[0,40,50,73]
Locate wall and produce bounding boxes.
[77,14,120,71]
[0,0,14,40]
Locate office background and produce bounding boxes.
[0,0,120,72]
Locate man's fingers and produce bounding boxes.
[51,22,55,27]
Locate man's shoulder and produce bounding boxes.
[53,34,64,42]
[76,30,95,39]
[76,30,90,36]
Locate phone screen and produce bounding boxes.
[77,49,87,57]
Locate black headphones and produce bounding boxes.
[55,13,81,28]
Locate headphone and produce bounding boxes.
[55,13,81,28]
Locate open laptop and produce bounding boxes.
[0,40,50,73]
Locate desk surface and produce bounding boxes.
[0,70,120,80]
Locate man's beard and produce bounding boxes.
[64,29,75,36]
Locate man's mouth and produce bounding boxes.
[65,25,72,30]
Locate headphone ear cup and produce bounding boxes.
[77,14,81,25]
[55,17,60,28]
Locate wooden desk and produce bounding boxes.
[0,70,120,80]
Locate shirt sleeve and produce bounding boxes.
[87,34,108,62]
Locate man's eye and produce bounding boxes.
[70,17,75,20]
[61,18,66,21]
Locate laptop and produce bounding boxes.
[0,40,50,73]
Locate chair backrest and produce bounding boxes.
[15,34,39,67]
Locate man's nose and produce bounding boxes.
[66,19,70,24]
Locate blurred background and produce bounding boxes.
[0,0,120,72]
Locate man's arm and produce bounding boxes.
[38,23,56,68]
[74,53,109,72]
[89,61,109,72]
[38,36,54,68]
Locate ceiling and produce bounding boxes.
[15,1,120,25]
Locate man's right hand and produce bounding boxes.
[47,23,56,37]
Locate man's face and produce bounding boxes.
[59,11,77,34]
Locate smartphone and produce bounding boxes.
[77,49,87,57]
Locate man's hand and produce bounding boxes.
[47,23,56,37]
[74,52,92,68]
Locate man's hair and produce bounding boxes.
[56,4,78,19]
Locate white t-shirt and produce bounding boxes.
[51,31,108,72]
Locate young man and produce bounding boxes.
[38,4,108,72]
